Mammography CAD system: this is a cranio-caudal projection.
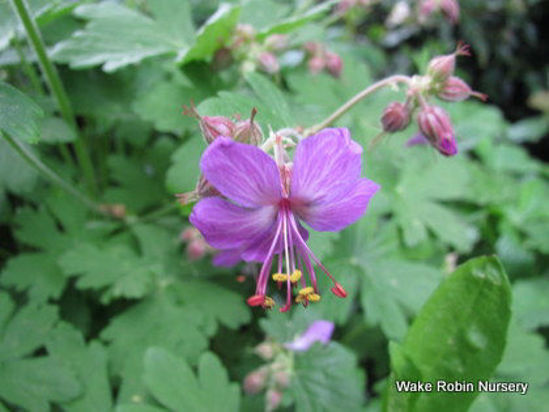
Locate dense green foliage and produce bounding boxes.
[0,1,547,411]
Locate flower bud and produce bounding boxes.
[180,227,197,242]
[417,105,457,156]
[234,108,263,145]
[440,0,460,24]
[187,239,207,261]
[308,56,325,75]
[200,116,235,144]
[273,370,290,388]
[254,342,275,360]
[427,43,470,83]
[266,389,283,412]
[438,76,487,102]
[258,52,280,74]
[325,51,343,78]
[243,368,268,395]
[381,101,411,132]
[418,0,437,23]
[264,34,289,51]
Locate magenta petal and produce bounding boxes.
[284,320,334,352]
[295,178,380,231]
[212,249,242,267]
[291,128,363,204]
[201,137,282,207]
[190,197,276,250]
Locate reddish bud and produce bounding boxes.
[266,389,283,412]
[180,227,197,242]
[258,52,280,74]
[243,368,268,395]
[308,56,325,75]
[381,101,411,132]
[273,371,290,388]
[304,42,321,55]
[200,116,235,144]
[427,42,470,82]
[325,51,343,78]
[438,76,487,102]
[418,0,437,23]
[417,105,457,156]
[254,342,275,360]
[440,0,460,24]
[234,108,263,145]
[186,239,207,261]
[264,34,289,51]
[330,282,347,298]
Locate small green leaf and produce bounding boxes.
[386,256,512,412]
[46,323,112,412]
[246,72,294,127]
[179,3,241,64]
[0,81,43,143]
[513,278,549,331]
[143,348,240,412]
[52,1,193,72]
[165,135,204,194]
[39,117,76,143]
[290,343,365,412]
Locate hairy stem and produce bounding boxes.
[304,74,411,136]
[2,132,105,215]
[9,0,97,194]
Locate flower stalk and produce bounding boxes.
[304,74,411,136]
[9,0,97,194]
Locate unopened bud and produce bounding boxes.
[254,342,275,360]
[266,389,283,412]
[200,116,235,144]
[438,76,487,102]
[258,52,280,74]
[325,51,343,78]
[440,0,460,24]
[304,42,321,55]
[418,0,437,23]
[417,105,457,156]
[308,56,325,75]
[273,371,290,388]
[234,108,263,145]
[187,239,207,261]
[243,368,268,395]
[180,227,197,242]
[427,42,470,83]
[381,101,411,132]
[212,47,234,71]
[264,34,289,51]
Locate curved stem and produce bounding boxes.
[304,74,411,136]
[2,132,105,215]
[9,0,97,194]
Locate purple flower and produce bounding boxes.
[190,128,379,311]
[284,320,335,351]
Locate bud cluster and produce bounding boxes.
[418,0,460,25]
[335,0,378,16]
[379,43,486,157]
[304,42,343,78]
[213,24,289,76]
[177,105,264,205]
[243,341,291,411]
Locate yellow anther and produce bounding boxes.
[298,287,314,296]
[290,270,302,283]
[272,273,288,282]
[263,296,275,308]
[308,293,321,302]
[295,294,305,303]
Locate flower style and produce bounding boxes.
[190,128,379,311]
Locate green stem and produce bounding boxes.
[304,74,411,136]
[9,0,97,194]
[2,132,105,215]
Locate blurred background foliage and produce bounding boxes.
[0,0,547,411]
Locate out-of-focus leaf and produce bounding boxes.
[0,81,43,143]
[290,342,365,412]
[0,138,38,198]
[165,135,204,194]
[141,348,240,412]
[51,1,193,72]
[246,72,294,127]
[506,116,549,143]
[513,278,549,331]
[39,117,76,143]
[386,257,511,412]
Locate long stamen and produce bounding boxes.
[256,216,284,296]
